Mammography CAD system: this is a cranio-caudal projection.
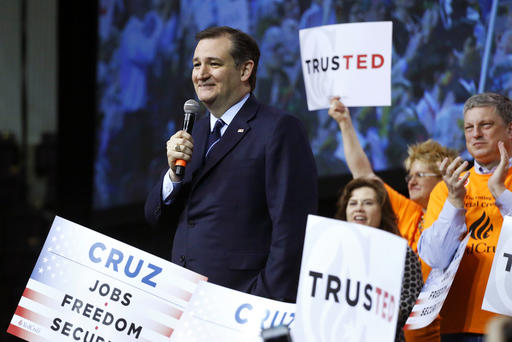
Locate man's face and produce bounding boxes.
[464,106,512,166]
[192,36,246,116]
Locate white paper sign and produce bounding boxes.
[170,281,296,342]
[7,216,207,342]
[292,215,406,342]
[482,215,512,316]
[405,234,471,329]
[299,21,392,110]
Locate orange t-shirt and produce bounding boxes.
[384,183,432,281]
[422,167,512,334]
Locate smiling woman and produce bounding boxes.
[336,178,398,235]
[334,178,423,342]
[403,142,456,209]
[346,186,383,228]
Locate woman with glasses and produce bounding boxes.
[336,177,423,342]
[328,97,458,342]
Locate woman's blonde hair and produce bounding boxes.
[403,139,458,173]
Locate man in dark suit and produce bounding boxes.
[145,26,317,302]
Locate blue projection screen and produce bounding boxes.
[94,0,512,209]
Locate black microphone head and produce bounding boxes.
[184,99,200,114]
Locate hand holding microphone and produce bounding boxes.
[167,99,200,181]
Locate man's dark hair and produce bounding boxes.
[196,26,260,90]
[463,92,512,125]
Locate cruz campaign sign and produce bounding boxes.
[292,215,406,342]
[171,281,295,342]
[482,215,512,316]
[299,22,392,110]
[7,216,207,342]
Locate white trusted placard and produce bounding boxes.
[170,281,295,342]
[7,216,207,342]
[405,233,471,329]
[292,215,406,342]
[482,215,512,316]
[299,21,392,110]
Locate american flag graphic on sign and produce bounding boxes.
[7,216,207,342]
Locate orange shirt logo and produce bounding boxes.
[469,211,494,240]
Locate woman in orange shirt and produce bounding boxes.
[328,97,458,342]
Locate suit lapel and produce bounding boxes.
[194,95,260,184]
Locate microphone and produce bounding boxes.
[175,99,200,178]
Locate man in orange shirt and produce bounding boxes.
[418,92,512,342]
[328,97,457,342]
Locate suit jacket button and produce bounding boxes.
[188,221,195,227]
[180,255,186,264]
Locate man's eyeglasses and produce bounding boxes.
[405,172,441,183]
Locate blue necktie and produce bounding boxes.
[205,119,225,157]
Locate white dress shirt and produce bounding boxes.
[418,159,512,269]
[161,94,250,203]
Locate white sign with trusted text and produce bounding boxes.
[299,21,392,110]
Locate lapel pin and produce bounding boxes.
[237,128,244,133]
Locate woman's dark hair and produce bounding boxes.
[335,178,399,235]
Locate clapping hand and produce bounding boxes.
[439,156,469,209]
[488,141,509,199]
